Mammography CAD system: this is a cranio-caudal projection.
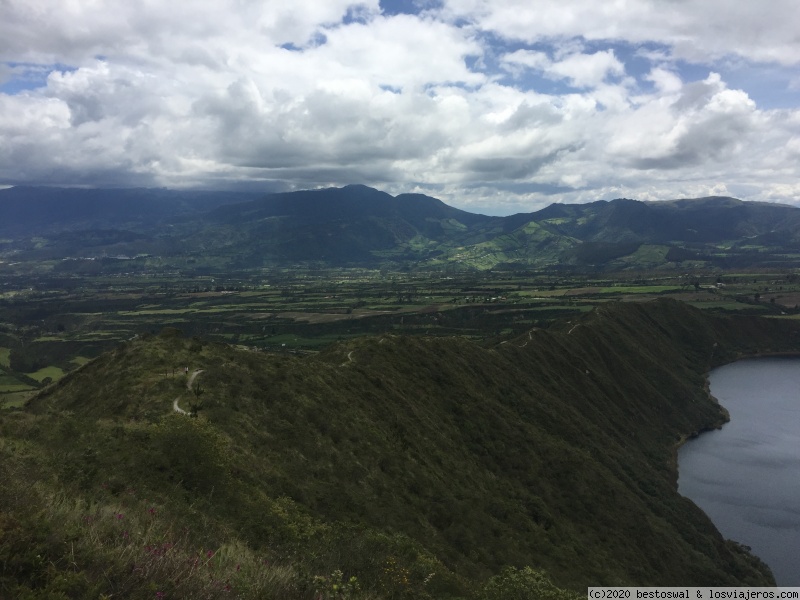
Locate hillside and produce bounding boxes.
[192,184,494,267]
[0,186,259,236]
[2,185,800,272]
[2,299,797,598]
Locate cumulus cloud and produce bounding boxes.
[503,49,626,88]
[441,0,800,66]
[1,0,799,213]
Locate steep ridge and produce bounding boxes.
[5,300,798,598]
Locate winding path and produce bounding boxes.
[173,369,204,415]
[339,350,355,367]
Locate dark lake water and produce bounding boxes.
[677,357,800,585]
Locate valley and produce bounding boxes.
[2,264,798,409]
[2,185,800,598]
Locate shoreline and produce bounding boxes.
[668,351,800,487]
[671,353,800,586]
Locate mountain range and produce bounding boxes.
[2,185,800,271]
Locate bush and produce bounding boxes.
[479,567,580,600]
[148,414,230,494]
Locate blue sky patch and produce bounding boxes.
[0,62,77,95]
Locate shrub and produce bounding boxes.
[478,567,580,600]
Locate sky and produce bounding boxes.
[2,0,800,215]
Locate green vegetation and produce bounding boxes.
[0,390,34,407]
[5,186,800,275]
[25,365,65,383]
[2,299,794,597]
[1,266,797,381]
[3,186,800,596]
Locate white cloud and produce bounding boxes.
[646,68,682,94]
[441,0,800,66]
[502,50,550,72]
[1,0,800,212]
[550,50,626,88]
[503,49,626,89]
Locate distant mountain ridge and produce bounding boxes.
[2,185,799,271]
[0,186,261,236]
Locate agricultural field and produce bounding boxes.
[1,266,799,403]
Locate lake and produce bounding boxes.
[677,357,800,585]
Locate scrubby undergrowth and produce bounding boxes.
[3,299,796,598]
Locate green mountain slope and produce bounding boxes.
[0,186,259,236]
[190,184,494,267]
[3,300,796,597]
[461,196,800,269]
[3,185,800,271]
[189,188,800,269]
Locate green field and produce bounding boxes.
[600,285,683,294]
[0,371,34,392]
[0,266,797,388]
[687,301,769,311]
[26,365,66,383]
[0,390,35,407]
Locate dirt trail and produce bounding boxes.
[173,369,204,415]
[339,351,355,367]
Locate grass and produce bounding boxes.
[599,285,683,294]
[0,347,10,368]
[119,308,197,315]
[0,468,312,599]
[0,372,33,392]
[25,365,66,383]
[0,383,35,393]
[688,301,769,311]
[257,333,355,348]
[5,299,786,594]
[531,304,594,311]
[0,267,794,389]
[0,390,34,407]
[617,244,669,266]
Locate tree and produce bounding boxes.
[189,381,205,417]
[9,348,45,373]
